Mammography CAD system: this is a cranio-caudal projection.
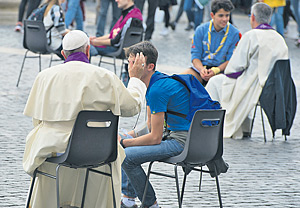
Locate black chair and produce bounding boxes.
[98,26,143,76]
[16,20,60,87]
[26,111,119,208]
[141,109,226,208]
[249,59,297,142]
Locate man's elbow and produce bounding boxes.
[151,135,163,145]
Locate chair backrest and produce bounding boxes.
[23,20,50,54]
[259,59,297,136]
[166,109,225,165]
[116,26,144,59]
[61,111,119,168]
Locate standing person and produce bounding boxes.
[15,0,42,32]
[291,0,300,46]
[96,0,122,37]
[43,0,70,60]
[65,0,84,30]
[206,2,290,138]
[260,0,286,36]
[89,0,143,57]
[159,0,173,36]
[135,0,159,41]
[23,30,147,208]
[181,0,241,86]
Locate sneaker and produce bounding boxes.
[160,27,169,36]
[169,22,176,30]
[295,38,300,48]
[185,22,194,31]
[15,22,22,32]
[121,201,138,208]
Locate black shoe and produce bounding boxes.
[185,23,194,31]
[169,22,176,30]
[243,132,251,138]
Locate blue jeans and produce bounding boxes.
[121,138,184,207]
[65,0,83,30]
[184,0,203,29]
[270,7,284,36]
[96,0,121,37]
[194,6,204,29]
[184,0,194,24]
[89,44,118,56]
[291,0,300,35]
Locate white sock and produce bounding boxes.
[149,202,160,208]
[122,197,136,207]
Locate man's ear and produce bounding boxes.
[147,63,155,72]
[61,50,67,60]
[210,12,214,19]
[86,45,90,60]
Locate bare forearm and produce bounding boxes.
[122,132,162,147]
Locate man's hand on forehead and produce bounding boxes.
[128,52,145,79]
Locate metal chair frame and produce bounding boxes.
[26,111,119,208]
[98,26,143,76]
[141,109,226,208]
[16,20,61,87]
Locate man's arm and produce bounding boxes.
[121,112,165,147]
[90,34,111,46]
[192,58,210,81]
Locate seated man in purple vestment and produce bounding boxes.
[89,0,143,56]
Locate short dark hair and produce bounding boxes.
[125,41,158,70]
[211,0,234,14]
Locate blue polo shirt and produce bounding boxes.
[191,21,240,67]
[146,72,190,131]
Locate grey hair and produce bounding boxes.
[251,2,272,24]
[63,42,89,58]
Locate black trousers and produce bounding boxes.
[135,0,159,40]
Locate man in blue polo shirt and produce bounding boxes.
[182,0,241,86]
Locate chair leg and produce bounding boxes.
[260,105,266,142]
[249,103,258,137]
[55,165,61,208]
[39,54,42,72]
[174,165,182,208]
[26,170,37,208]
[16,50,29,87]
[214,164,223,208]
[180,172,187,204]
[81,168,90,208]
[113,57,116,74]
[199,167,203,192]
[141,161,154,208]
[98,56,102,67]
[49,54,53,67]
[215,175,223,208]
[120,59,124,79]
[109,164,117,208]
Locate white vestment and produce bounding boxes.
[23,61,146,208]
[206,29,288,138]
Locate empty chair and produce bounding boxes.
[98,26,143,76]
[16,20,59,87]
[141,109,227,208]
[26,110,119,208]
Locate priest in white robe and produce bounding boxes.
[23,30,147,208]
[206,2,288,139]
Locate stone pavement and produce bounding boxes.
[1,1,300,207]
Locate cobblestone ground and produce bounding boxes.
[1,2,300,207]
